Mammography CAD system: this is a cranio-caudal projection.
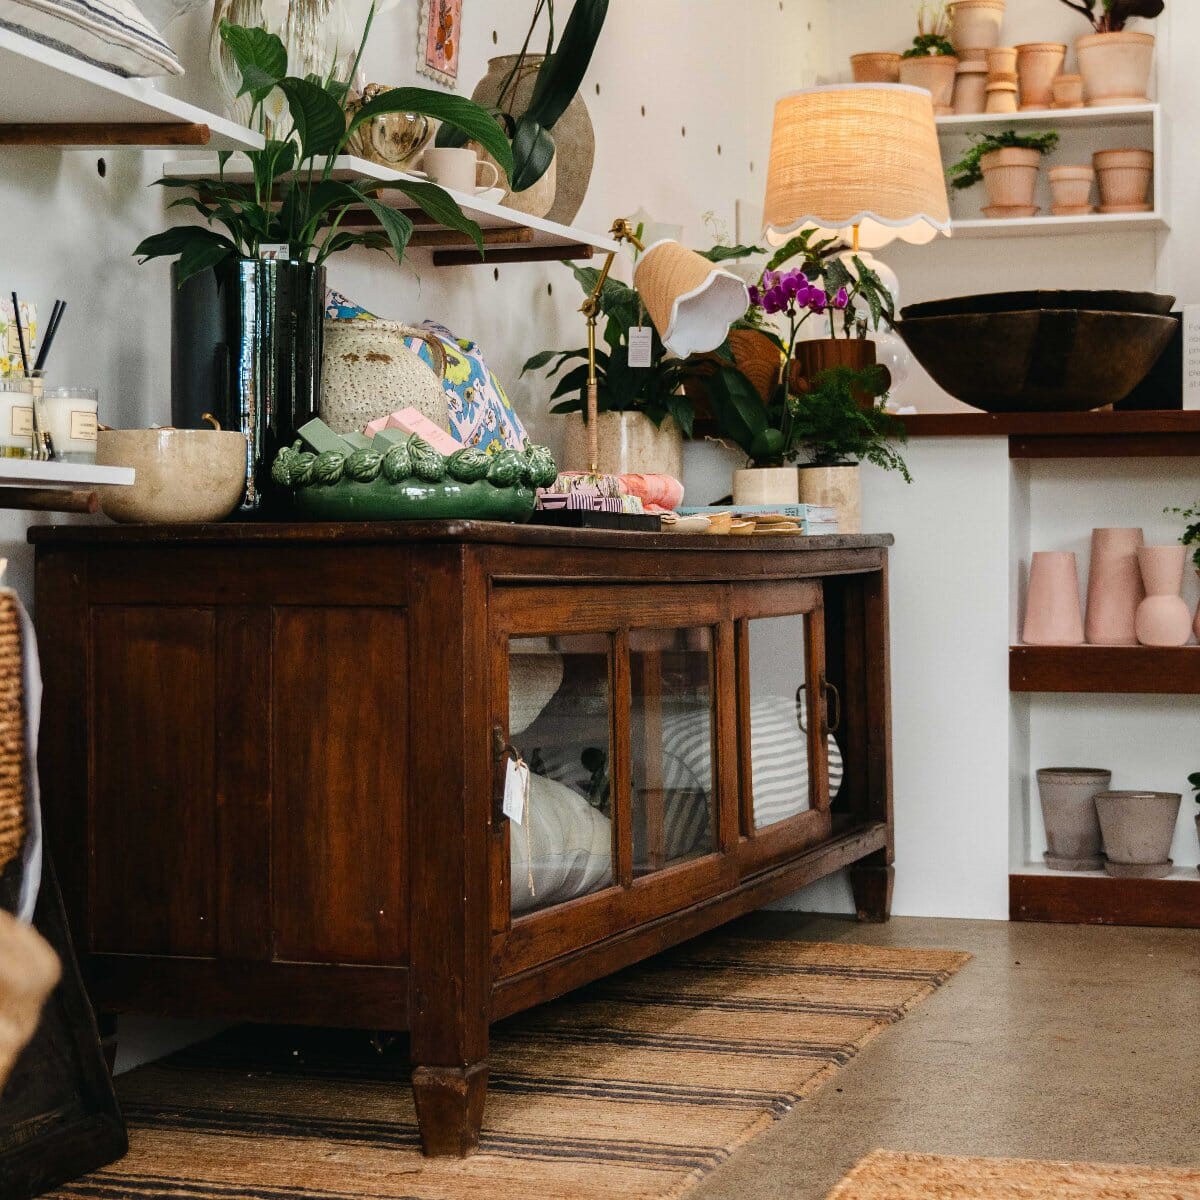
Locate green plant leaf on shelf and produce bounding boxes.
[525,0,609,131]
[699,244,764,262]
[509,113,556,192]
[353,195,415,264]
[219,21,287,104]
[394,179,484,256]
[279,76,346,159]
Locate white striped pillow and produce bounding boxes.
[0,0,183,77]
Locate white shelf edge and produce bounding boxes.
[0,460,134,487]
[949,212,1168,239]
[937,103,1159,133]
[0,27,263,151]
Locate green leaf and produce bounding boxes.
[525,0,609,131]
[549,363,592,400]
[358,195,415,263]
[396,180,484,256]
[176,235,239,285]
[349,89,514,180]
[133,225,237,263]
[219,21,287,104]
[279,76,345,159]
[700,244,763,262]
[509,113,556,191]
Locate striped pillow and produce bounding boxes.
[0,0,183,77]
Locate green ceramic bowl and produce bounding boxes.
[291,477,537,522]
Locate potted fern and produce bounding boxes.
[898,3,958,114]
[948,129,1059,216]
[1058,0,1163,107]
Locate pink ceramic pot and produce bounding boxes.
[981,146,1041,208]
[1085,527,1144,645]
[1135,545,1192,647]
[1094,148,1153,210]
[1077,31,1155,107]
[1023,551,1084,646]
[1048,165,1094,211]
[899,54,959,114]
[1016,42,1066,110]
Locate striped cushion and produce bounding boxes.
[0,0,183,77]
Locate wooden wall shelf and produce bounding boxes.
[1011,871,1200,929]
[1010,645,1200,694]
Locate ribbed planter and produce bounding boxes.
[898,54,959,114]
[1016,42,1066,110]
[981,146,1042,210]
[1094,148,1153,211]
[1048,165,1095,213]
[851,52,901,82]
[949,0,1005,53]
[1037,768,1111,870]
[1078,31,1155,107]
[1095,791,1181,878]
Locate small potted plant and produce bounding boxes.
[1057,0,1163,107]
[898,3,958,114]
[1165,501,1200,640]
[948,129,1059,216]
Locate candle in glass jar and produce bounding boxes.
[0,378,35,458]
[42,386,98,462]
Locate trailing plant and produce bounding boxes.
[1056,0,1164,34]
[902,2,954,56]
[948,129,1060,190]
[1165,501,1200,571]
[435,0,608,192]
[134,6,512,283]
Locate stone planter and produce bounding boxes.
[949,0,1005,54]
[798,464,861,533]
[1016,42,1066,110]
[1094,148,1153,212]
[981,146,1042,212]
[1037,768,1111,870]
[1077,31,1155,108]
[1095,791,1181,878]
[851,52,901,82]
[562,410,683,477]
[898,54,959,115]
[732,466,799,507]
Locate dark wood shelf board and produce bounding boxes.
[1010,645,1200,694]
[1011,872,1200,928]
[0,121,210,147]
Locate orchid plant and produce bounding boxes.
[1057,0,1164,33]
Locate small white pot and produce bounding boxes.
[732,466,799,507]
[798,465,861,534]
[1077,31,1155,107]
[562,410,683,477]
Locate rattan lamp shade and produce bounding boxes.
[762,84,951,250]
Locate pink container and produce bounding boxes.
[1085,527,1144,646]
[1134,545,1192,647]
[1023,551,1084,646]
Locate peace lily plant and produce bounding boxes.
[135,2,513,281]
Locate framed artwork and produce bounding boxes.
[418,0,462,87]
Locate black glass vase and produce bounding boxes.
[172,258,325,515]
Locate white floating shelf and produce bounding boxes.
[937,103,1159,135]
[0,27,262,151]
[0,459,133,488]
[163,154,620,262]
[950,211,1168,239]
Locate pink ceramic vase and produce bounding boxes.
[1023,551,1084,645]
[1135,545,1192,646]
[1085,527,1144,645]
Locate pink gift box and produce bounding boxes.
[364,408,460,456]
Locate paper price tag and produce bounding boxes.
[628,326,653,368]
[503,757,531,825]
[258,243,291,261]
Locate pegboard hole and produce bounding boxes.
[681,126,686,137]
[640,104,646,117]
[494,268,500,282]
[492,29,497,43]
[594,83,600,95]
[96,157,107,177]
[547,282,553,297]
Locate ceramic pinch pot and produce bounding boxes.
[1094,791,1181,879]
[981,146,1042,210]
[732,466,799,507]
[985,46,1017,76]
[96,428,248,523]
[1077,30,1156,107]
[949,0,1005,53]
[1052,73,1084,109]
[899,54,959,115]
[1048,165,1095,212]
[799,465,861,534]
[1023,550,1084,645]
[1085,527,1144,645]
[1037,768,1111,870]
[1016,42,1066,110]
[562,410,683,477]
[954,60,990,114]
[851,52,902,82]
[1135,544,1192,646]
[1094,148,1153,211]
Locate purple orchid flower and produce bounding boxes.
[833,286,850,309]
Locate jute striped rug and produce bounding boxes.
[51,937,969,1200]
[826,1150,1200,1198]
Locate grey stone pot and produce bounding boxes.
[1094,791,1181,879]
[1037,768,1111,870]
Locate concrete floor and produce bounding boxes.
[693,914,1200,1200]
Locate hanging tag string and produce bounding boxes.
[516,753,535,899]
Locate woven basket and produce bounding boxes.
[0,592,26,877]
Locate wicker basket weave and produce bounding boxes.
[0,592,26,876]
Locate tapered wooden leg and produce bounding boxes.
[412,1061,489,1156]
[850,859,894,923]
[96,1012,119,1076]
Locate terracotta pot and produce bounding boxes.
[1077,31,1155,107]
[1037,768,1111,870]
[789,338,888,411]
[898,54,959,114]
[985,80,1018,113]
[732,466,798,506]
[950,0,1005,53]
[986,46,1017,75]
[798,465,861,533]
[1052,73,1084,108]
[1016,42,1066,110]
[851,52,901,82]
[954,61,989,114]
[1048,165,1095,212]
[1085,527,1144,645]
[1095,791,1181,878]
[1135,545,1192,646]
[1023,551,1083,645]
[562,410,683,477]
[981,146,1042,209]
[1094,148,1153,210]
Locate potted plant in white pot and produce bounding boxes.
[1057,0,1163,107]
[948,128,1059,217]
[898,3,958,114]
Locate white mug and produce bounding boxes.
[421,147,500,194]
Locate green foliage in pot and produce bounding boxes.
[902,2,954,56]
[1165,501,1200,570]
[948,129,1060,190]
[435,0,608,192]
[134,5,512,282]
[1057,0,1164,33]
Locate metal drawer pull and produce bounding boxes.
[821,675,842,735]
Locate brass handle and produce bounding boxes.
[821,675,842,736]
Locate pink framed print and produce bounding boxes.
[419,0,461,87]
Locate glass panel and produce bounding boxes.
[630,627,717,875]
[747,616,816,830]
[507,635,613,915]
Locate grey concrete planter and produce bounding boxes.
[1094,791,1181,879]
[1037,768,1111,870]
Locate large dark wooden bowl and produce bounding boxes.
[900,290,1175,321]
[896,310,1178,413]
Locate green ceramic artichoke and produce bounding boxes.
[487,449,526,488]
[381,440,413,483]
[345,449,383,483]
[409,438,446,482]
[288,451,317,487]
[525,444,558,488]
[271,446,296,487]
[312,451,346,485]
[447,447,490,483]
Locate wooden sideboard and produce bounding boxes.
[31,521,894,1156]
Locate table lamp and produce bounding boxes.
[577,219,748,472]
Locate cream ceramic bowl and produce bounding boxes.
[96,429,247,523]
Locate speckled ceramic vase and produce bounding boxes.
[1085,527,1144,646]
[1037,768,1111,870]
[1135,545,1192,647]
[798,465,861,533]
[1095,791,1181,878]
[562,411,683,477]
[1023,551,1084,645]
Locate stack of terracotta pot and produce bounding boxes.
[983,45,1018,113]
[948,0,1005,114]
